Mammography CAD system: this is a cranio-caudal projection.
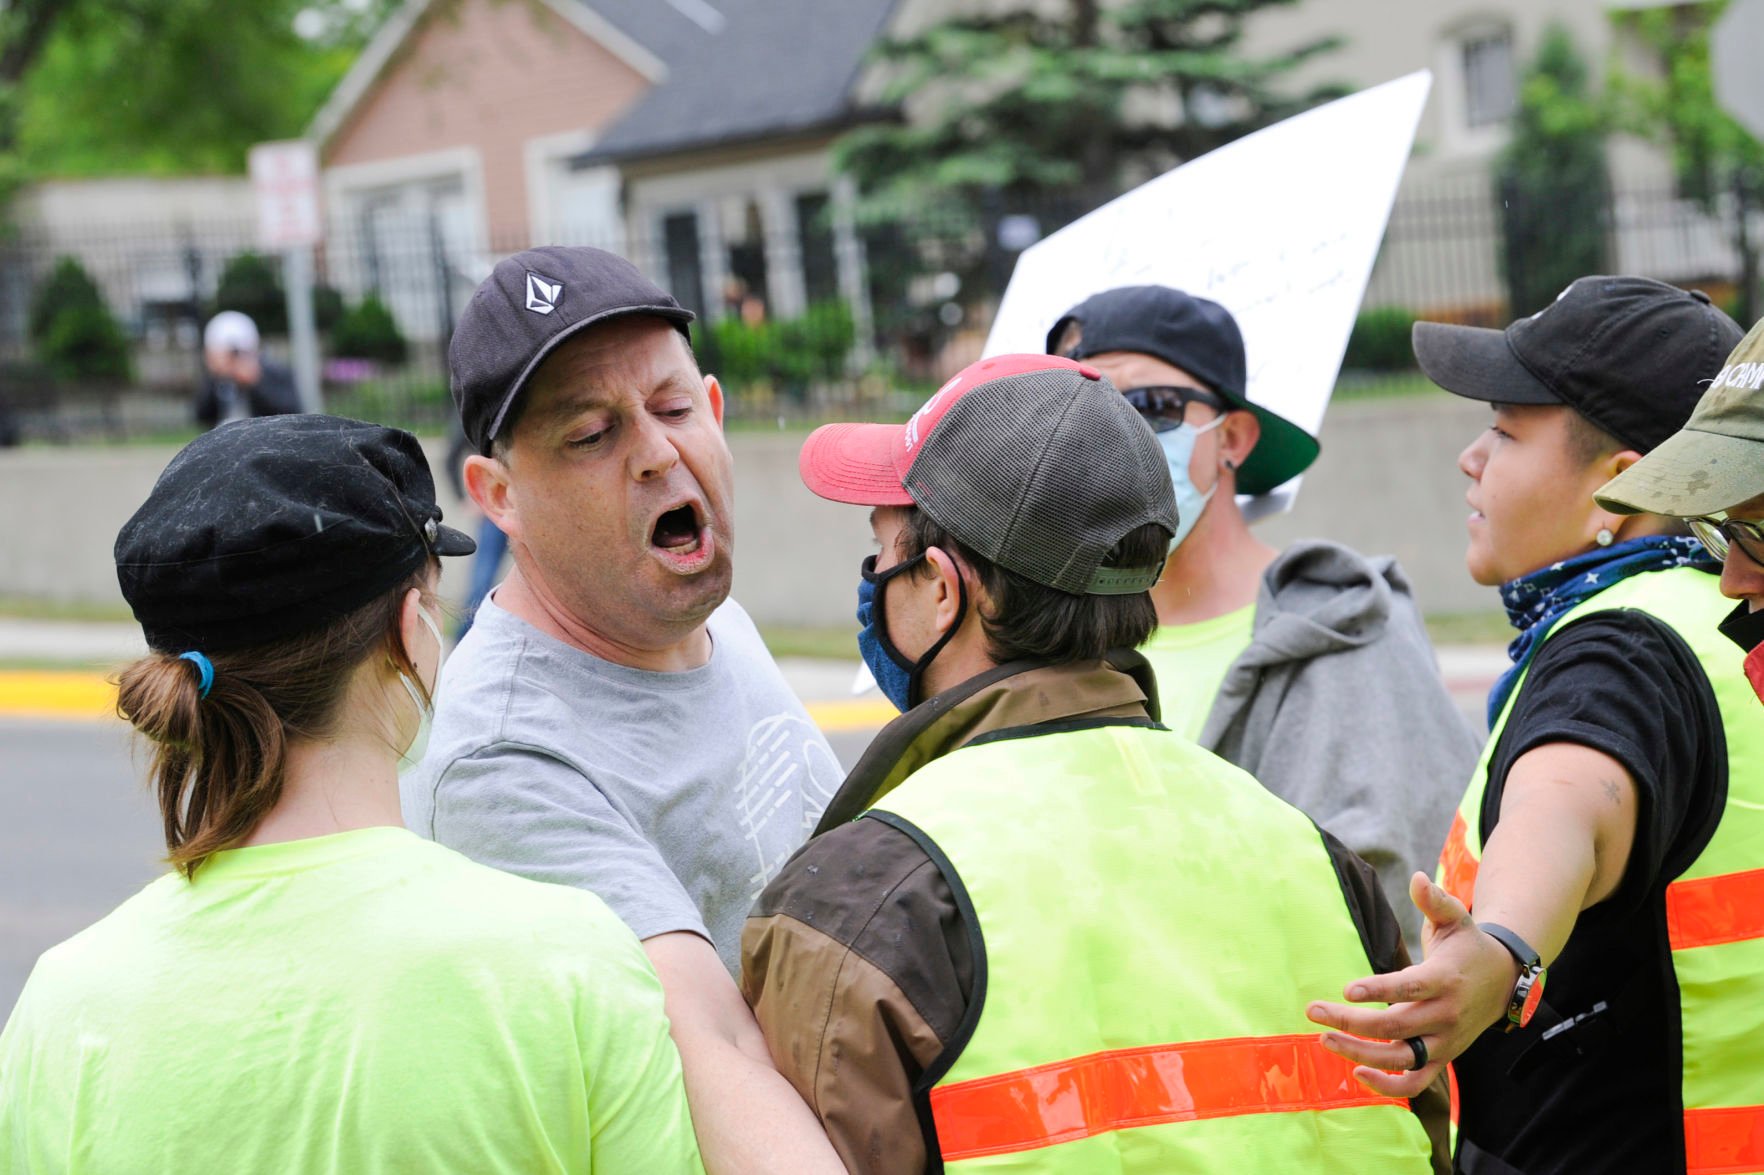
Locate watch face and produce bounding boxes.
[1517,970,1547,1028]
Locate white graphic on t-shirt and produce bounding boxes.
[735,713,842,899]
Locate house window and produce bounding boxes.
[663,212,705,321]
[1462,30,1517,128]
[795,192,839,306]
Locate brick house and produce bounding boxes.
[308,0,898,339]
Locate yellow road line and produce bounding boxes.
[0,670,891,733]
[801,698,895,732]
[0,671,118,722]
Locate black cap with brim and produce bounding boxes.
[1412,321,1562,406]
[1413,276,1744,457]
[115,415,474,653]
[450,246,695,453]
[1048,285,1319,496]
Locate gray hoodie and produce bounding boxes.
[1199,539,1479,947]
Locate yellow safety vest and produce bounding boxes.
[1437,567,1764,1175]
[870,719,1433,1171]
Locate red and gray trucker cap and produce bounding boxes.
[799,354,1178,595]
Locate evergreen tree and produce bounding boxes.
[833,0,1347,229]
[1495,25,1610,318]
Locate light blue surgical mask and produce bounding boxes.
[1157,414,1226,553]
[399,606,444,720]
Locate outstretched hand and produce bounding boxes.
[1305,872,1518,1098]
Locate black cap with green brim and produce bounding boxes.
[1596,316,1764,517]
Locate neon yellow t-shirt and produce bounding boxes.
[1139,603,1258,741]
[0,826,702,1175]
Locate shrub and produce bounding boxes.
[1342,306,1418,372]
[1496,26,1611,316]
[28,256,131,382]
[329,294,409,365]
[213,251,288,335]
[708,300,856,397]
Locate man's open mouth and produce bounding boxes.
[650,501,708,563]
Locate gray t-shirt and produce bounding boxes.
[403,593,843,974]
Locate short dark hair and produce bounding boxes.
[898,509,1163,665]
[1564,410,1624,467]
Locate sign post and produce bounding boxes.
[249,140,324,414]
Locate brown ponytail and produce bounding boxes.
[115,563,437,878]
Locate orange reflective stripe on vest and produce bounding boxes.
[928,1033,1407,1162]
[1684,1104,1764,1174]
[1667,867,1764,951]
[1440,810,1478,906]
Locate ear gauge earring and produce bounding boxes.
[1596,527,1615,547]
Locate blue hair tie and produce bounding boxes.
[178,651,215,699]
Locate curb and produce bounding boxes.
[0,670,899,732]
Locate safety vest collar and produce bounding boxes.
[815,652,1157,833]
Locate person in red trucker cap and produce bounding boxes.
[741,353,1447,1174]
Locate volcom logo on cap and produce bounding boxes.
[525,272,562,315]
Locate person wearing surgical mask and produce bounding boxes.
[1048,286,1476,948]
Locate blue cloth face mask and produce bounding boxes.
[1156,414,1226,553]
[855,552,967,712]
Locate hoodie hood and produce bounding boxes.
[1231,539,1401,670]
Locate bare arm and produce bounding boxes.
[1305,741,1639,1097]
[643,932,847,1175]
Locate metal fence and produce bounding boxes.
[2,177,1759,445]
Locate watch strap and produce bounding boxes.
[1478,922,1542,968]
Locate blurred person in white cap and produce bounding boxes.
[195,309,299,429]
[1597,316,1764,703]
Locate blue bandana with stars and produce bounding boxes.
[1490,535,1717,727]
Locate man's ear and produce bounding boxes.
[1219,409,1261,472]
[922,545,969,634]
[464,454,519,540]
[704,373,726,428]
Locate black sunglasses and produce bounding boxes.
[1121,385,1229,431]
[1687,515,1764,568]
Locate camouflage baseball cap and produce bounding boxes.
[1596,317,1764,517]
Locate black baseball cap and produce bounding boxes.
[115,415,474,653]
[1045,285,1321,496]
[1413,275,1744,453]
[799,354,1178,595]
[450,246,696,453]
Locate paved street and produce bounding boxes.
[0,713,878,1018]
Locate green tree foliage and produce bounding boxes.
[213,251,288,336]
[1608,1,1764,320]
[28,255,131,381]
[330,294,409,365]
[0,0,394,196]
[834,0,1347,227]
[1496,25,1610,317]
[1609,1,1764,206]
[1342,306,1418,371]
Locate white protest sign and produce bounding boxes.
[249,139,323,250]
[985,70,1432,515]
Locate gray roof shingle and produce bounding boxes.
[578,0,899,165]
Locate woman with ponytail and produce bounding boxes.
[0,416,703,1173]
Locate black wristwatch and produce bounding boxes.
[1479,922,1546,1032]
